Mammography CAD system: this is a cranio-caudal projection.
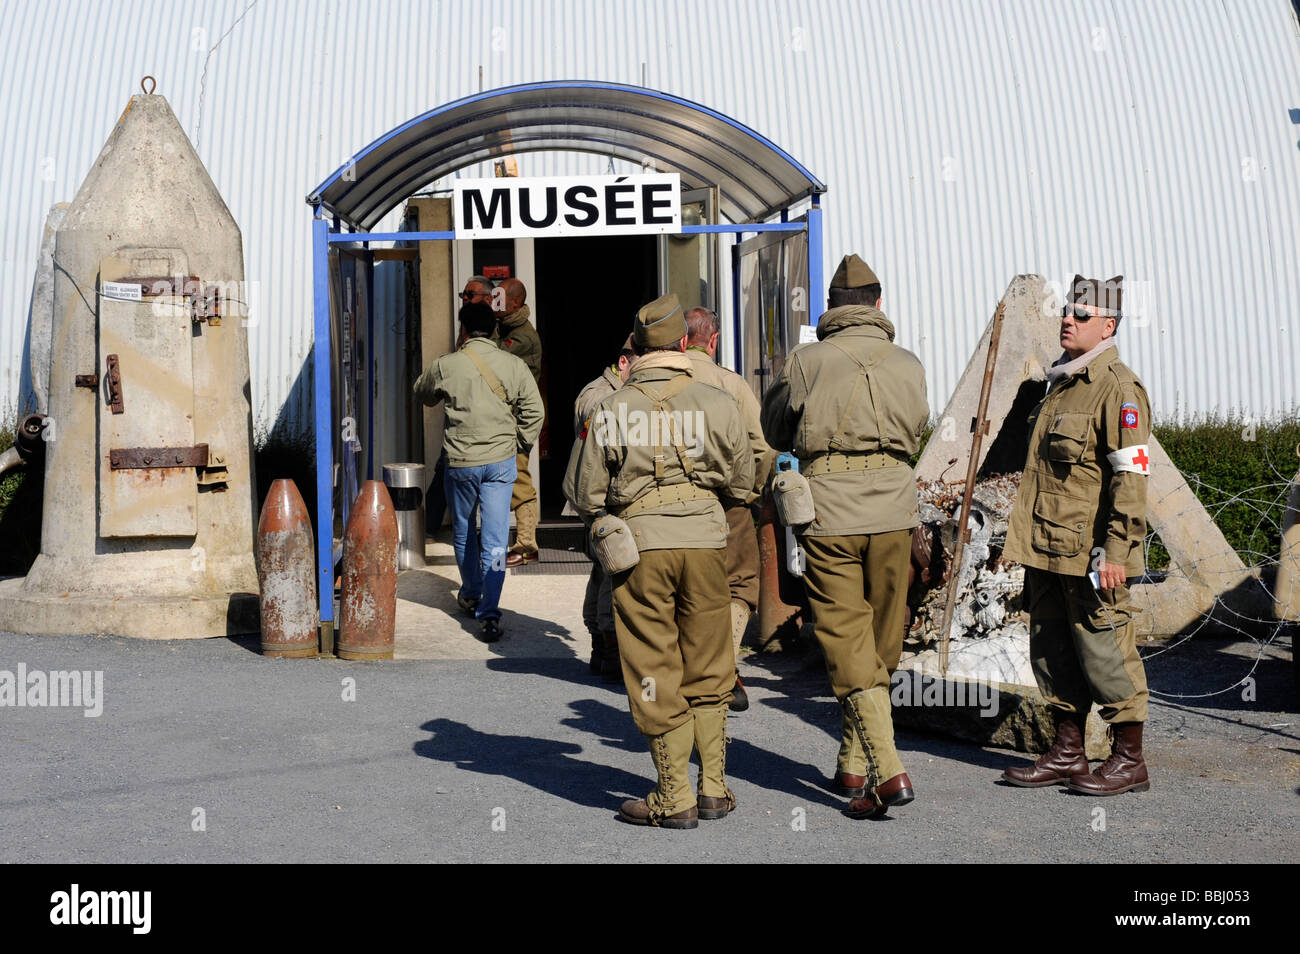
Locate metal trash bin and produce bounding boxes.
[382,462,426,570]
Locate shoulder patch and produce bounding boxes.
[1120,402,1139,430]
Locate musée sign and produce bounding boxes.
[453,173,682,239]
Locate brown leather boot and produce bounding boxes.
[1067,722,1150,796]
[1001,713,1089,787]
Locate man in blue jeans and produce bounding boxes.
[414,301,544,640]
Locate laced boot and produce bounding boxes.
[619,719,699,828]
[842,687,914,819]
[832,707,868,797]
[505,499,539,566]
[729,600,750,657]
[1067,722,1150,796]
[1002,712,1089,787]
[693,705,736,819]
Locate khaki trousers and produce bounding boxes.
[1024,567,1149,723]
[724,504,760,613]
[510,451,536,509]
[800,530,911,701]
[582,556,615,637]
[612,548,733,736]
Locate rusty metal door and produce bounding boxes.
[97,248,198,538]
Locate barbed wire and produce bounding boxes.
[905,469,1297,704]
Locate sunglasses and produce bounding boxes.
[1061,306,1096,322]
[460,290,486,300]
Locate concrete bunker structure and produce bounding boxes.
[0,89,259,638]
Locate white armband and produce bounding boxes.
[1107,445,1150,475]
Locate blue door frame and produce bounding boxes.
[309,202,824,629]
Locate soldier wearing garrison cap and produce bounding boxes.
[565,293,754,828]
[572,333,635,682]
[761,254,929,819]
[490,277,544,568]
[684,305,776,713]
[1001,275,1154,796]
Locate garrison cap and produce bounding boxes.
[1067,274,1123,317]
[829,253,880,289]
[634,293,687,347]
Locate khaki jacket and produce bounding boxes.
[1003,344,1151,577]
[563,353,754,551]
[573,366,622,434]
[494,306,543,384]
[686,347,776,502]
[413,337,544,468]
[760,305,928,536]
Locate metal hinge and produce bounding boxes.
[109,443,209,470]
[110,275,224,326]
[105,354,124,414]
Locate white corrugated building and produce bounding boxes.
[3,0,1299,443]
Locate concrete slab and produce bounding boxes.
[393,540,591,661]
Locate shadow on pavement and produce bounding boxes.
[414,717,649,811]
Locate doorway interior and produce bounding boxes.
[531,233,658,520]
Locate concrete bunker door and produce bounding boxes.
[97,249,200,538]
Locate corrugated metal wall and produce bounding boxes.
[3,0,1299,429]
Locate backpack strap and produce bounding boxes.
[626,374,696,480]
[462,345,509,404]
[823,338,893,452]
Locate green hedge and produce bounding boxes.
[1150,415,1300,569]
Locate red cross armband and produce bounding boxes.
[1107,445,1150,475]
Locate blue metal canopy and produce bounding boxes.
[307,80,826,228]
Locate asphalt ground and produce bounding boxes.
[1,618,1296,866]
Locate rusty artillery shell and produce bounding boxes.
[256,479,319,657]
[338,480,399,661]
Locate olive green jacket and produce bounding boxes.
[413,337,544,468]
[563,353,755,551]
[494,306,543,385]
[573,366,622,435]
[1003,344,1151,577]
[686,347,776,503]
[760,305,928,536]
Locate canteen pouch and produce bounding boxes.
[772,469,816,527]
[590,512,641,574]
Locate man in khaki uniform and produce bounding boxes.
[684,306,776,711]
[760,254,928,819]
[1001,275,1152,796]
[492,277,544,567]
[573,336,635,681]
[415,301,543,641]
[565,294,754,829]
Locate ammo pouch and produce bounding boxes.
[590,511,640,574]
[772,468,816,526]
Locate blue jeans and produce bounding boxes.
[445,456,516,621]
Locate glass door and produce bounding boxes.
[736,220,810,399]
[659,187,718,315]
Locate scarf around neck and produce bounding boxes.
[1046,337,1117,390]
